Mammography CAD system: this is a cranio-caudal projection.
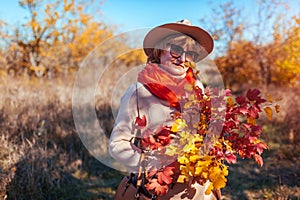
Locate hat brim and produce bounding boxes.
[143,23,214,62]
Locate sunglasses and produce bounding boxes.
[168,43,199,62]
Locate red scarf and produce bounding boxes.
[138,63,196,111]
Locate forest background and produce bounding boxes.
[0,0,299,199]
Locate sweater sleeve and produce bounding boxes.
[109,82,177,172]
[109,83,142,172]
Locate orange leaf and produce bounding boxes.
[157,166,174,185]
[267,94,273,103]
[253,154,263,167]
[275,104,280,113]
[147,179,168,196]
[247,116,256,125]
[227,97,234,107]
[264,107,273,120]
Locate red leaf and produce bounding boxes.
[156,128,171,145]
[194,86,204,99]
[236,105,248,115]
[248,104,261,119]
[236,96,247,105]
[224,121,237,131]
[256,142,268,154]
[135,115,147,128]
[210,146,223,157]
[223,89,232,96]
[247,89,261,101]
[142,131,163,150]
[251,125,262,136]
[248,136,257,143]
[225,153,237,164]
[247,89,266,104]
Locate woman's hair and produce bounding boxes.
[146,34,203,63]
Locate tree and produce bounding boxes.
[200,0,250,91]
[214,40,260,92]
[250,0,289,86]
[274,16,300,86]
[0,0,146,78]
[200,0,292,89]
[200,0,245,56]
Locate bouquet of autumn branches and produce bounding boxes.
[138,62,280,197]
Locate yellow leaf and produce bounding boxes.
[188,94,195,101]
[190,155,201,163]
[193,134,203,143]
[187,165,195,176]
[179,131,189,140]
[171,119,187,132]
[177,175,187,183]
[178,156,189,165]
[213,175,227,189]
[184,101,193,109]
[184,61,196,69]
[165,145,177,156]
[195,166,204,176]
[264,107,273,120]
[185,143,199,154]
[179,131,192,144]
[184,83,193,92]
[222,165,228,176]
[208,164,228,190]
[202,171,208,179]
[205,182,214,195]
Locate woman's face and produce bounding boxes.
[159,39,199,77]
[160,46,188,76]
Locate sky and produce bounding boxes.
[0,0,299,33]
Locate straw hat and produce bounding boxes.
[143,19,214,62]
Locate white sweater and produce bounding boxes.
[109,81,216,200]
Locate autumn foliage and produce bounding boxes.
[137,62,280,197]
[201,1,300,89]
[0,0,299,199]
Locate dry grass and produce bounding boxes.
[0,75,122,199]
[0,75,299,199]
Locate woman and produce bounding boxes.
[109,20,218,200]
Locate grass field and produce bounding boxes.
[0,75,299,199]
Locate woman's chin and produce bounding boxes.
[169,67,188,76]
